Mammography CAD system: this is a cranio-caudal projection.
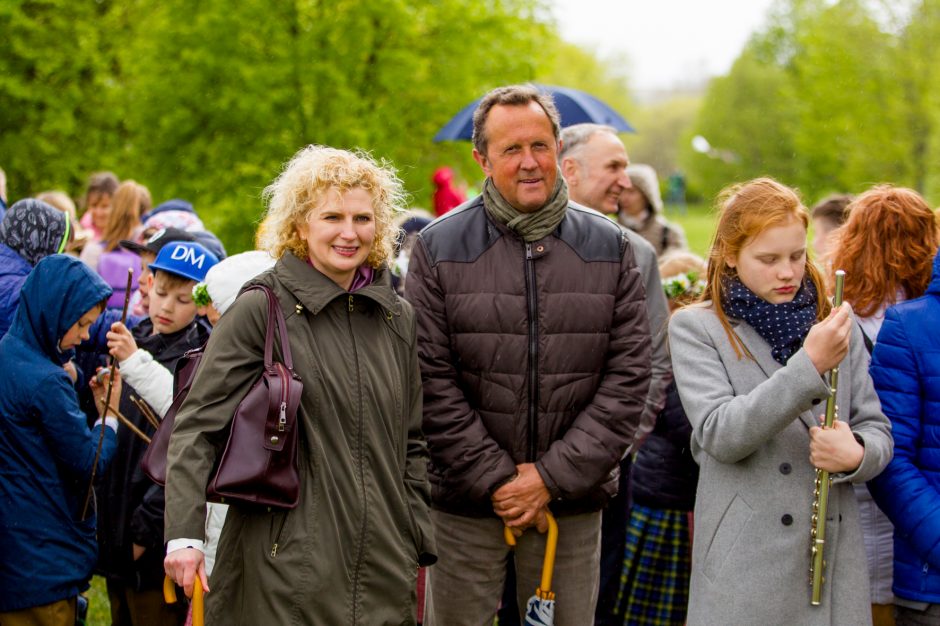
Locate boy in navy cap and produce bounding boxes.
[119,227,195,316]
[94,241,217,626]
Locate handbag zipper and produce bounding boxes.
[274,362,290,433]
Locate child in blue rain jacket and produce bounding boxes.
[0,254,118,623]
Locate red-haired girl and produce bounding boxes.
[668,177,892,625]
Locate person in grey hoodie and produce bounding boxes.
[618,163,688,257]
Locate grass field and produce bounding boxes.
[87,576,110,625]
[663,201,716,259]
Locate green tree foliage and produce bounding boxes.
[0,0,559,251]
[0,0,125,201]
[685,46,800,200]
[122,0,557,250]
[535,38,636,124]
[900,0,940,197]
[624,96,701,186]
[685,0,940,204]
[790,0,908,196]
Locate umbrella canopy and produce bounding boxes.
[433,84,635,142]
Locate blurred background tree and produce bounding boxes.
[682,0,940,205]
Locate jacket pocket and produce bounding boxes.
[702,494,753,582]
[268,509,292,559]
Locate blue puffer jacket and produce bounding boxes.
[869,247,940,603]
[0,242,31,338]
[0,255,117,612]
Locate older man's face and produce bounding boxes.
[565,132,631,214]
[473,102,559,213]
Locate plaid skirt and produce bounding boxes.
[612,504,692,625]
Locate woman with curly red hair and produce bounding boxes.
[831,185,939,338]
[828,184,940,626]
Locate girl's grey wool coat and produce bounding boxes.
[668,304,892,626]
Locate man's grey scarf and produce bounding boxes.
[482,168,568,242]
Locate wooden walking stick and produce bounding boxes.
[81,267,134,520]
[99,401,151,444]
[130,395,161,430]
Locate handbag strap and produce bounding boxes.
[244,285,295,371]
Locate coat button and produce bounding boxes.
[781,514,793,526]
[536,245,545,253]
[779,462,792,475]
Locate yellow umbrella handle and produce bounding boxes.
[502,511,559,597]
[163,575,176,603]
[163,575,205,626]
[539,512,558,596]
[192,577,204,626]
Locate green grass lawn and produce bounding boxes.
[663,201,716,259]
[87,576,110,625]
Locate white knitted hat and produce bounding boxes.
[204,250,276,315]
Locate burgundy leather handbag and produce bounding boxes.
[141,285,303,509]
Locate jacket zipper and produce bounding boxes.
[524,243,539,462]
[347,294,366,623]
[269,315,301,558]
[270,510,289,557]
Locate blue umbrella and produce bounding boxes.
[433,84,635,142]
[504,512,559,626]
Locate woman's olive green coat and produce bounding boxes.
[165,253,436,625]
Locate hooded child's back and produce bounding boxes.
[0,254,116,612]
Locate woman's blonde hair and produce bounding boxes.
[257,145,406,267]
[103,180,150,252]
[702,177,831,359]
[36,190,77,220]
[829,185,939,317]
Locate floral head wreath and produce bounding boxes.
[192,282,211,307]
[662,270,706,301]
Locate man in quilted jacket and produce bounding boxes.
[407,84,651,626]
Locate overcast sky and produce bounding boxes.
[549,0,778,95]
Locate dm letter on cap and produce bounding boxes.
[171,245,205,268]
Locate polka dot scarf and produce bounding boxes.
[722,276,819,365]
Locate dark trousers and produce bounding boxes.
[896,603,940,626]
[426,510,601,626]
[595,455,633,626]
[496,556,520,626]
[0,598,75,626]
[106,580,186,626]
[498,456,633,626]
